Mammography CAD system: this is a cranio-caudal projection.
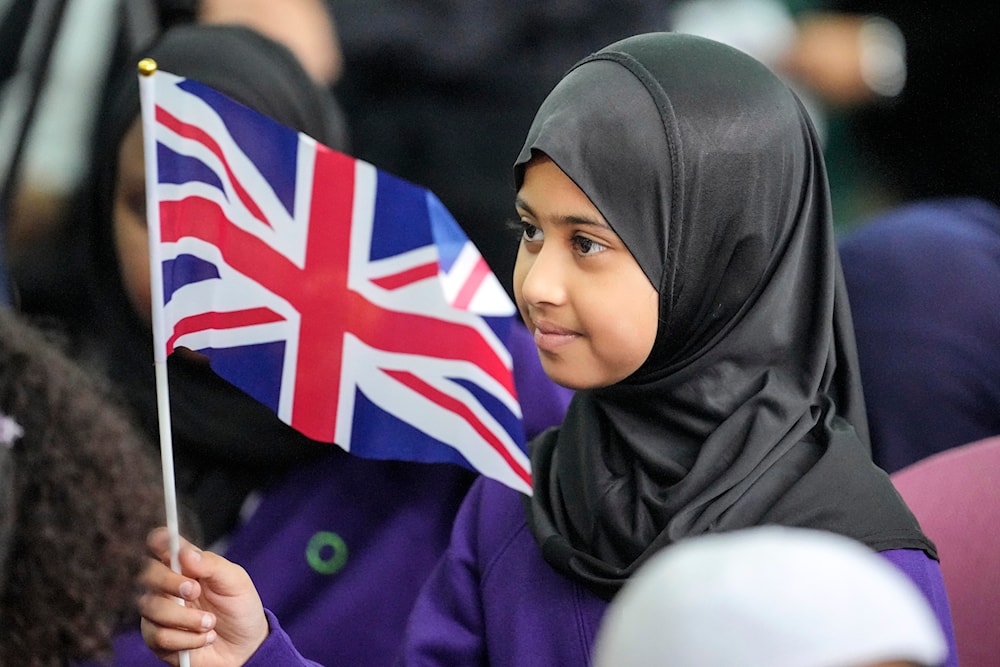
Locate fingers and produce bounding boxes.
[140,613,217,659]
[146,527,218,591]
[148,534,253,600]
[140,526,269,662]
[139,589,217,635]
[141,549,203,602]
[147,526,200,565]
[139,552,217,645]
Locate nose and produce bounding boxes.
[516,242,567,308]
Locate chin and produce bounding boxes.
[543,359,636,391]
[541,364,599,392]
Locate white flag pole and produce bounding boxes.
[138,58,191,667]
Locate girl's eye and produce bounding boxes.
[573,235,607,256]
[520,220,543,242]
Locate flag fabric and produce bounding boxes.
[141,70,531,495]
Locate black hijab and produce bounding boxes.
[75,24,348,545]
[517,33,934,600]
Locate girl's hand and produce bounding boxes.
[139,527,269,666]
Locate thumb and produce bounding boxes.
[179,546,253,598]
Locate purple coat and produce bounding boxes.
[106,453,474,666]
[240,476,958,666]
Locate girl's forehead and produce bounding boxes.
[513,57,673,286]
[517,157,611,225]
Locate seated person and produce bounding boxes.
[839,197,1000,472]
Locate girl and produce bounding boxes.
[138,32,956,666]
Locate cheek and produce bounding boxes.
[113,205,153,325]
[635,286,660,353]
[602,280,659,370]
[636,286,661,350]
[512,246,531,321]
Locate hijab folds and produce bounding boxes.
[517,33,934,600]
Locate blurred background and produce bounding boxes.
[2,0,996,311]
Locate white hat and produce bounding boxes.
[592,526,947,667]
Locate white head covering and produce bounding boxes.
[592,526,947,667]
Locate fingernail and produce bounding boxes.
[201,613,214,630]
[178,581,193,599]
[205,630,218,645]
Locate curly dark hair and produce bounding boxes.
[0,307,165,666]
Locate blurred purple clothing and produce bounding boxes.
[107,454,474,666]
[839,197,1000,472]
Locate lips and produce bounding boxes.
[531,320,579,352]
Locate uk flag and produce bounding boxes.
[143,70,531,494]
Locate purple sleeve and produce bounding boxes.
[243,609,323,667]
[879,549,958,667]
[395,481,489,666]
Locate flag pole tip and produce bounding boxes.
[138,58,158,76]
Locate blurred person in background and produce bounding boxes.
[592,526,949,667]
[0,303,164,667]
[670,0,998,228]
[838,195,1000,472]
[779,1,999,219]
[1,0,347,321]
[783,2,1000,470]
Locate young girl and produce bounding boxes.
[138,32,957,666]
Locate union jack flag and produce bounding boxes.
[141,70,531,494]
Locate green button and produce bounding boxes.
[305,531,348,575]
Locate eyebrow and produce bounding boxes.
[515,197,610,230]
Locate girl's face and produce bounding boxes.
[513,155,659,390]
[113,120,152,327]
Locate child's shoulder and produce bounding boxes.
[457,477,534,567]
[464,476,531,528]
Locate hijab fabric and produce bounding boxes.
[517,33,934,599]
[76,24,348,544]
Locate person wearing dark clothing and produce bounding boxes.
[839,197,1000,472]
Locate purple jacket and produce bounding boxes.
[106,453,474,666]
[242,476,958,666]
